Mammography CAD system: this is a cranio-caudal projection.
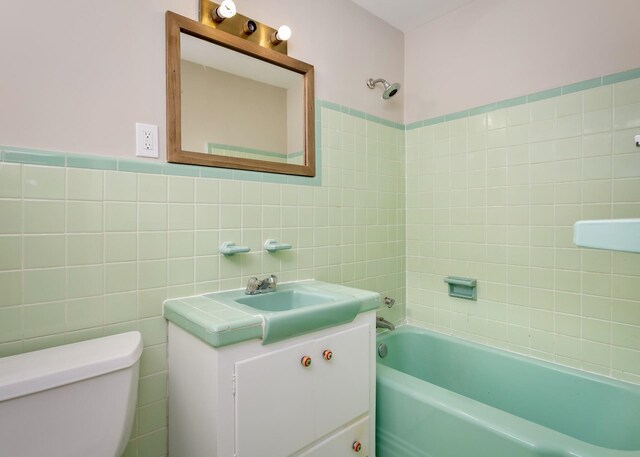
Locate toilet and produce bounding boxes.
[0,331,143,457]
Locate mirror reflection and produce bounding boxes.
[180,33,305,165]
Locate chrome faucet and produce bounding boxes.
[245,275,277,295]
[376,317,395,331]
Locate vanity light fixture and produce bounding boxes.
[212,0,236,22]
[199,0,290,54]
[271,25,292,45]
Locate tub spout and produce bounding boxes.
[376,317,395,331]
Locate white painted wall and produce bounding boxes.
[7,0,637,155]
[0,0,403,159]
[404,0,640,122]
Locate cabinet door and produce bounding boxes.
[235,340,315,457]
[313,324,370,438]
[299,417,370,457]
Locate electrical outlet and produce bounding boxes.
[136,123,159,158]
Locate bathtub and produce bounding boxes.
[376,325,640,457]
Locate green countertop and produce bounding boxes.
[163,280,381,348]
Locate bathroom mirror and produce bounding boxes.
[166,12,315,176]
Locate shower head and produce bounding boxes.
[367,78,401,100]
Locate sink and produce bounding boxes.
[203,281,380,344]
[235,290,336,312]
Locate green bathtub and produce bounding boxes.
[376,325,640,457]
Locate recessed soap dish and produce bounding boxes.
[444,276,477,301]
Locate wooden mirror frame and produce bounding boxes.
[166,11,315,177]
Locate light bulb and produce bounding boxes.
[214,0,236,21]
[276,25,291,41]
[271,25,292,44]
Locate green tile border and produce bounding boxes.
[444,110,468,122]
[424,115,445,126]
[162,163,201,177]
[231,169,262,183]
[405,120,422,131]
[320,100,405,131]
[319,66,638,130]
[496,95,527,109]
[117,160,164,174]
[0,143,324,186]
[408,66,640,129]
[2,66,638,180]
[467,104,498,117]
[0,104,324,186]
[321,100,342,112]
[561,77,601,95]
[526,87,562,103]
[199,166,234,180]
[603,67,640,85]
[4,148,67,167]
[66,155,118,170]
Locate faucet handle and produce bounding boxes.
[246,277,259,294]
[267,274,277,288]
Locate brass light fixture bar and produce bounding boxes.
[199,0,288,55]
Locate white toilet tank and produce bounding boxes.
[0,331,143,457]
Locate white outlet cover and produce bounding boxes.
[136,123,159,158]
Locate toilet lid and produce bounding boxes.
[0,331,142,402]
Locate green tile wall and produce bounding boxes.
[0,104,406,457]
[405,76,640,385]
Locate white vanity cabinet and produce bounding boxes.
[168,311,376,457]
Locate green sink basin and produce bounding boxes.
[204,281,380,344]
[235,290,336,312]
